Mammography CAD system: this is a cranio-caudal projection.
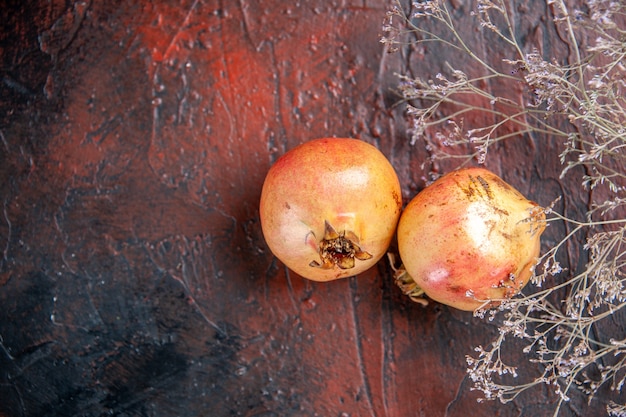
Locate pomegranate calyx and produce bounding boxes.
[309,220,373,270]
[387,253,429,306]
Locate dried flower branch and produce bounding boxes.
[382,0,626,415]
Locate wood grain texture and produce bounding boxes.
[0,0,619,416]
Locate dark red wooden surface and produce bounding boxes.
[0,1,614,416]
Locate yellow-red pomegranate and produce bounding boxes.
[396,167,545,311]
[260,138,402,282]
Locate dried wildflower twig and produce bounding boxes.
[382,0,626,415]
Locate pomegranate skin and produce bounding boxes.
[397,167,545,311]
[260,138,402,282]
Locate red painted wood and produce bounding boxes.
[0,1,616,416]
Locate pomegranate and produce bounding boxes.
[260,138,402,282]
[396,167,546,311]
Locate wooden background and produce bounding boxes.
[0,0,619,416]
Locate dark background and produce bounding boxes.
[0,0,620,416]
